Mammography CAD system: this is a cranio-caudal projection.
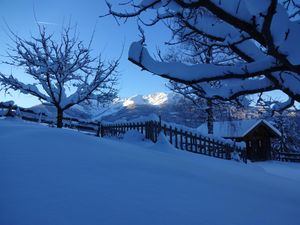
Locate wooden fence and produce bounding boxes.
[100,120,248,163]
[271,151,300,163]
[0,102,100,134]
[2,102,300,163]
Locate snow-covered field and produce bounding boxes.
[1,118,300,225]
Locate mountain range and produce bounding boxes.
[27,92,300,151]
[30,92,201,125]
[29,92,258,127]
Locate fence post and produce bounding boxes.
[195,135,199,153]
[100,123,105,137]
[145,122,149,139]
[175,128,178,148]
[158,115,162,134]
[154,121,158,142]
[150,121,155,142]
[207,138,211,156]
[225,144,231,160]
[180,129,183,150]
[212,139,215,157]
[38,113,42,123]
[145,121,155,142]
[169,126,173,144]
[185,131,188,151]
[190,132,194,152]
[96,122,102,137]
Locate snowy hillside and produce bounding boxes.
[1,118,300,225]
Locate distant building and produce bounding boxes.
[198,119,281,161]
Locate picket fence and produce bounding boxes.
[100,120,247,163]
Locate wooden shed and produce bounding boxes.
[198,119,281,161]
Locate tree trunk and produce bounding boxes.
[205,49,214,134]
[206,99,214,134]
[57,107,64,128]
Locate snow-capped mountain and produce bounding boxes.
[122,92,170,106]
[89,92,184,122]
[28,92,255,127]
[30,92,180,118]
[29,92,208,127]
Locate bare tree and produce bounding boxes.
[164,34,249,134]
[107,0,300,111]
[0,25,119,128]
[165,46,216,134]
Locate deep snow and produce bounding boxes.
[0,118,300,225]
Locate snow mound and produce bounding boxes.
[148,133,177,154]
[123,130,145,142]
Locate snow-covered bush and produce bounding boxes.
[231,151,241,162]
[0,101,15,117]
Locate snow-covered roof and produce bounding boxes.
[197,119,281,138]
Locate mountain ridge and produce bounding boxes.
[28,92,256,127]
[30,92,181,119]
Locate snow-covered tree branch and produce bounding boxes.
[164,39,251,134]
[0,25,119,128]
[107,0,300,111]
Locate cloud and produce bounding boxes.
[37,21,60,26]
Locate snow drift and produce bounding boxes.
[0,118,300,225]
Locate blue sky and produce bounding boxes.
[0,0,170,107]
[0,0,290,108]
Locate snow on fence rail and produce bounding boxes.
[100,120,248,163]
